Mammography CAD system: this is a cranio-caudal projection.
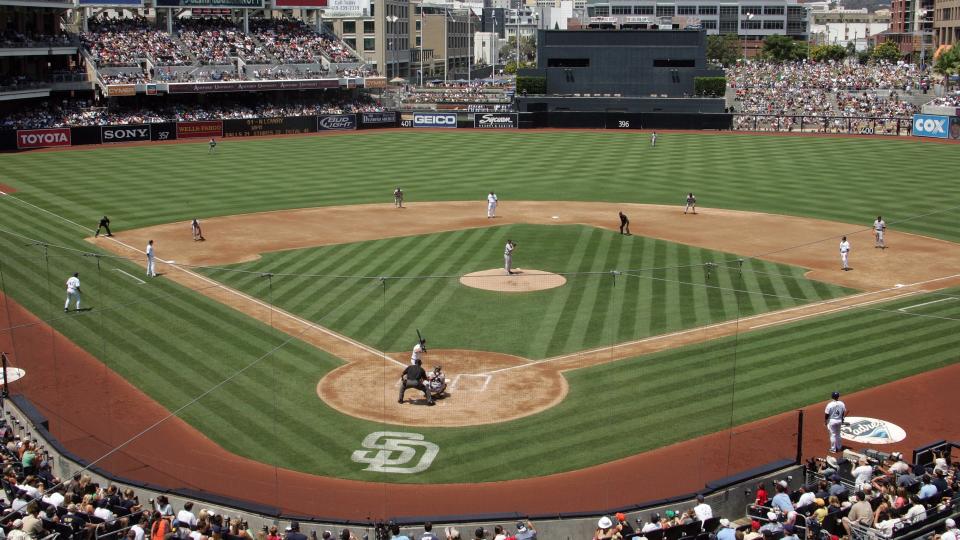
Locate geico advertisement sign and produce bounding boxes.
[912,114,949,138]
[317,114,357,130]
[102,125,150,143]
[413,113,458,128]
[17,128,71,149]
[473,113,517,129]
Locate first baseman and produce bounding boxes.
[64,272,81,312]
[684,193,696,214]
[94,215,112,238]
[840,236,851,270]
[487,192,498,218]
[146,240,157,277]
[394,187,404,208]
[411,339,426,365]
[191,218,205,241]
[874,216,886,249]
[824,391,847,453]
[504,240,516,275]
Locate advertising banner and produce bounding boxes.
[911,114,949,138]
[359,111,397,128]
[412,112,458,128]
[17,128,71,149]
[275,0,326,6]
[177,121,223,139]
[316,114,357,131]
[156,0,263,7]
[151,123,177,142]
[168,80,339,94]
[473,113,518,129]
[364,77,387,89]
[324,0,368,16]
[79,0,142,5]
[950,116,960,140]
[101,124,151,144]
[106,85,137,97]
[223,116,316,137]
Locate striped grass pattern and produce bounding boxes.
[205,224,854,359]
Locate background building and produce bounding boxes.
[808,6,890,50]
[933,0,960,47]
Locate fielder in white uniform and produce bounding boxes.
[146,240,157,277]
[874,216,886,249]
[824,391,847,453]
[651,132,657,147]
[411,340,426,365]
[840,236,851,270]
[487,192,498,218]
[504,240,516,275]
[684,193,697,214]
[64,272,81,312]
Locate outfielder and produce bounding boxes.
[487,192,498,218]
[146,239,157,277]
[64,272,81,312]
[208,137,217,154]
[874,216,886,249]
[684,193,697,214]
[840,236,851,271]
[504,240,516,275]
[651,131,657,148]
[824,391,847,453]
[411,338,426,365]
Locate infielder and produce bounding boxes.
[411,339,426,365]
[824,391,847,453]
[64,272,81,312]
[840,236,851,271]
[504,240,516,275]
[651,131,657,148]
[394,187,404,208]
[94,216,112,238]
[684,193,697,214]
[146,240,157,277]
[191,218,204,241]
[208,137,217,154]
[874,216,886,249]
[487,191,498,218]
[619,211,631,235]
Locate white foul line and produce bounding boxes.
[112,269,146,284]
[748,291,919,329]
[0,190,406,369]
[898,297,959,312]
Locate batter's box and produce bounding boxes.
[450,374,491,392]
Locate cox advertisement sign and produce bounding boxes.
[317,114,357,131]
[473,113,518,129]
[413,112,458,128]
[912,114,949,138]
[17,128,71,149]
[102,125,151,144]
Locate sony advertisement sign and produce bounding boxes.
[412,112,458,128]
[101,125,151,143]
[473,113,518,129]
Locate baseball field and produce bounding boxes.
[0,130,959,513]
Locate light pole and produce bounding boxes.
[742,12,754,58]
[468,9,472,84]
[386,14,399,79]
[419,5,423,85]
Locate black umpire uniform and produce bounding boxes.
[399,362,434,405]
[95,216,112,237]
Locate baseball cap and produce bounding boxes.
[947,519,956,529]
[516,522,527,533]
[815,498,825,506]
[12,519,23,528]
[616,513,627,523]
[719,519,731,528]
[831,391,840,399]
[665,511,677,519]
[598,517,613,529]
[475,527,484,538]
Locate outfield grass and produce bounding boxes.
[203,224,853,358]
[0,132,957,482]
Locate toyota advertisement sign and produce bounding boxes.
[473,113,518,129]
[412,112,458,128]
[102,125,151,144]
[17,128,71,149]
[317,114,357,131]
[911,114,949,138]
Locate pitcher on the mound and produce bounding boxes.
[504,240,516,275]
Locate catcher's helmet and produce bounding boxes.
[831,391,840,400]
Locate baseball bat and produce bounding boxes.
[416,328,425,350]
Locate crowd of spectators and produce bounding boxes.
[401,82,512,107]
[177,18,272,65]
[250,19,358,65]
[729,60,928,134]
[1,95,385,129]
[0,30,73,48]
[81,16,192,67]
[926,92,960,107]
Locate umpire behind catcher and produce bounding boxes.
[399,360,435,406]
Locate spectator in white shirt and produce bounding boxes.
[693,494,713,523]
[177,501,198,529]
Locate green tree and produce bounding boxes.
[504,60,535,74]
[871,41,903,63]
[760,35,807,62]
[499,35,536,64]
[933,44,960,91]
[706,34,741,66]
[810,44,847,62]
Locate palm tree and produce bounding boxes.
[933,44,959,92]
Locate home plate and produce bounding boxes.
[895,284,904,288]
[552,215,559,219]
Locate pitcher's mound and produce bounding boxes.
[460,268,566,292]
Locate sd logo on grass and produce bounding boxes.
[352,432,439,473]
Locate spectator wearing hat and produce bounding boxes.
[942,519,958,540]
[286,522,308,540]
[771,483,794,513]
[812,499,828,524]
[852,458,875,490]
[515,520,535,540]
[473,527,485,540]
[781,524,799,540]
[614,514,633,537]
[743,521,762,540]
[758,514,783,537]
[716,519,735,540]
[842,491,874,535]
[828,475,847,498]
[593,516,618,540]
[8,519,30,540]
[693,494,713,523]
